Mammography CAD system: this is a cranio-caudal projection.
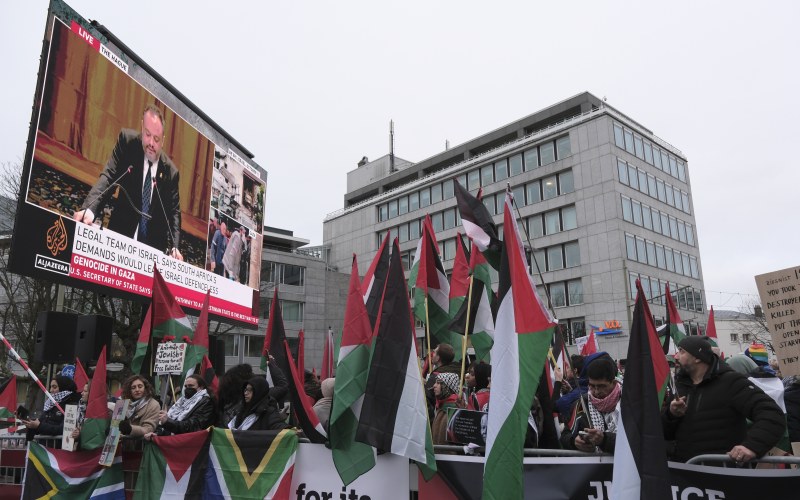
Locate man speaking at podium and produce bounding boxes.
[74,104,183,260]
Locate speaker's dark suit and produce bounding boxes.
[82,129,181,252]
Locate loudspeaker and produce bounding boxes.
[208,336,226,375]
[34,312,79,364]
[74,315,114,366]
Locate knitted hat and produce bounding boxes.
[678,336,715,365]
[436,372,460,396]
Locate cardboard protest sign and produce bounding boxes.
[755,265,800,377]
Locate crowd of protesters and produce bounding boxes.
[11,334,798,467]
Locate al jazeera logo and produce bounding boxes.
[34,217,71,275]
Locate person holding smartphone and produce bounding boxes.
[22,376,81,442]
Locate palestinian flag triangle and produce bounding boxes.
[205,428,298,499]
[151,264,194,341]
[610,279,671,500]
[22,441,125,499]
[483,190,555,500]
[706,306,719,348]
[363,232,390,331]
[0,375,17,420]
[134,429,209,499]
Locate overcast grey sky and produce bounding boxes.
[3,1,798,313]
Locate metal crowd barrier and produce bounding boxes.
[433,444,610,457]
[686,454,800,467]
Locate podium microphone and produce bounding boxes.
[78,166,134,222]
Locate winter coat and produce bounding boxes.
[157,395,215,435]
[662,358,786,462]
[783,379,800,442]
[230,377,287,431]
[26,392,82,441]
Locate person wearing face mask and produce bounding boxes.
[22,375,82,442]
[147,374,215,437]
[117,375,160,438]
[228,377,287,431]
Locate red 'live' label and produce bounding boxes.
[70,20,100,51]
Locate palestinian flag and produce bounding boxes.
[134,429,210,499]
[183,290,211,374]
[448,233,471,367]
[363,232,390,330]
[283,339,328,442]
[131,305,153,374]
[22,441,124,499]
[80,346,108,450]
[261,289,289,376]
[454,180,501,269]
[483,191,555,500]
[357,238,436,478]
[610,280,671,500]
[321,327,335,380]
[468,245,495,362]
[706,306,719,348]
[409,216,460,356]
[663,283,687,348]
[205,428,298,499]
[75,358,90,392]
[330,256,377,485]
[0,375,17,420]
[580,327,599,356]
[200,354,219,395]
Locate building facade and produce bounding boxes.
[323,92,707,361]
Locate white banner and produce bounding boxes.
[290,443,407,500]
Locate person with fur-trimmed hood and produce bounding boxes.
[663,336,785,464]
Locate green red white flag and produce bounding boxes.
[134,429,210,499]
[330,255,377,486]
[454,180,502,269]
[705,306,719,348]
[0,375,17,420]
[80,346,108,450]
[663,283,687,349]
[183,290,211,374]
[610,279,671,500]
[448,237,495,362]
[483,191,555,500]
[363,233,390,331]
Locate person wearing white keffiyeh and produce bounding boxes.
[23,375,81,442]
[228,377,288,431]
[117,375,160,438]
[150,374,215,437]
[560,356,621,454]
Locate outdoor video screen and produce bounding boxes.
[9,5,265,326]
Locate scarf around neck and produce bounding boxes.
[167,389,208,421]
[43,391,72,413]
[127,397,151,419]
[589,380,621,414]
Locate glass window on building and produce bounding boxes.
[669,217,678,240]
[682,192,690,214]
[618,159,629,185]
[638,171,647,195]
[571,319,586,342]
[540,142,556,165]
[559,170,575,194]
[661,151,670,172]
[625,233,637,260]
[431,183,443,204]
[694,290,703,312]
[409,191,419,211]
[629,272,638,300]
[621,196,633,222]
[483,194,496,215]
[568,279,583,305]
[669,156,678,177]
[224,334,239,356]
[656,244,666,269]
[678,221,687,243]
[444,208,456,230]
[682,254,691,277]
[673,187,683,211]
[624,129,635,154]
[495,158,508,181]
[444,238,456,261]
[283,264,304,286]
[509,154,523,176]
[644,141,653,164]
[388,199,398,218]
[656,179,666,202]
[379,204,388,222]
[686,224,695,246]
[431,212,444,232]
[245,336,263,357]
[527,180,542,204]
[398,195,408,215]
[545,210,560,235]
[636,238,647,264]
[665,248,675,272]
[529,215,544,238]
[443,180,454,200]
[562,205,577,230]
[674,252,684,275]
[634,135,644,159]
[550,282,566,308]
[660,214,670,237]
[613,123,625,148]
[420,188,431,208]
[282,301,304,322]
[398,223,409,242]
[677,288,687,310]
[690,256,699,279]
[652,208,662,233]
[468,170,480,191]
[547,245,564,271]
[646,241,656,266]
[641,276,651,299]
[481,165,494,186]
[512,185,526,207]
[556,136,571,160]
[497,195,505,214]
[543,176,558,200]
[628,165,639,190]
[457,174,467,190]
[524,147,539,171]
[651,278,661,305]
[632,200,643,226]
[565,241,580,267]
[409,219,420,240]
[533,249,546,273]
[677,161,687,182]
[642,204,653,230]
[647,175,657,198]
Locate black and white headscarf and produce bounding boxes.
[167,389,208,421]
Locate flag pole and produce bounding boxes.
[424,296,433,374]
[0,331,64,414]
[457,275,475,397]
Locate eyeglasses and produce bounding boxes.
[243,387,254,393]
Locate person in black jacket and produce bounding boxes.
[228,377,288,431]
[783,376,800,443]
[23,375,82,442]
[149,374,215,437]
[663,336,786,464]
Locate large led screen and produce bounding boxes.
[10,4,265,326]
